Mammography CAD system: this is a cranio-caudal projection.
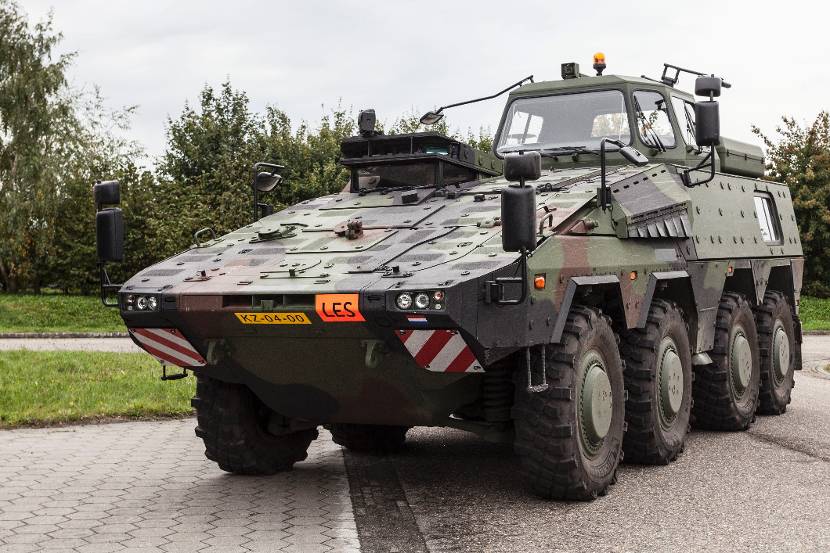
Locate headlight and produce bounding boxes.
[396,293,413,310]
[414,293,430,309]
[125,294,159,311]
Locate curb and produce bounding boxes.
[0,332,129,339]
[804,330,830,336]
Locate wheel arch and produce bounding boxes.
[551,272,693,344]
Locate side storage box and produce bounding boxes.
[716,137,764,178]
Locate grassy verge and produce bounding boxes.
[0,351,194,428]
[800,296,830,332]
[0,294,125,333]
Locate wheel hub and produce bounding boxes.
[658,338,684,421]
[581,360,613,445]
[772,323,790,381]
[730,328,752,394]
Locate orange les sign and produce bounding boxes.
[315,293,365,322]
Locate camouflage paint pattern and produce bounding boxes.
[117,71,804,428]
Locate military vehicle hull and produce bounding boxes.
[119,161,802,427]
[102,66,804,499]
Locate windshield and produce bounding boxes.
[496,90,631,154]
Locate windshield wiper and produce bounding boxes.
[633,96,667,152]
[540,146,600,157]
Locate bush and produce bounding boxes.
[754,113,830,297]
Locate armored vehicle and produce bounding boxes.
[95,56,803,500]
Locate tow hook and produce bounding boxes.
[362,339,387,369]
[161,364,188,381]
[526,345,549,393]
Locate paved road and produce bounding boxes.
[0,424,357,553]
[0,337,828,552]
[0,337,142,353]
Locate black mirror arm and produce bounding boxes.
[599,138,623,211]
[423,75,534,123]
[98,263,121,308]
[681,148,716,187]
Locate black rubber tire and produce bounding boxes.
[620,300,692,464]
[192,376,318,474]
[692,293,761,430]
[754,290,796,415]
[512,306,625,501]
[327,424,409,453]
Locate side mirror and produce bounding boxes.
[619,145,649,167]
[694,101,720,147]
[503,151,542,183]
[94,180,124,262]
[254,171,282,192]
[96,208,124,262]
[501,186,536,252]
[93,180,120,207]
[693,75,721,147]
[501,152,540,253]
[419,110,444,126]
[251,162,284,222]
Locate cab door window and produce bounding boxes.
[633,90,676,149]
[672,96,697,148]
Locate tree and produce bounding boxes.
[0,1,146,293]
[754,113,830,297]
[0,0,75,291]
[153,82,269,258]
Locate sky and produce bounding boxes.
[20,0,829,162]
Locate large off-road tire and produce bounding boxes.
[692,293,760,430]
[192,376,318,474]
[754,290,796,415]
[327,424,409,453]
[512,306,625,501]
[620,300,692,464]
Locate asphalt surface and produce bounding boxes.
[0,337,142,353]
[0,336,828,552]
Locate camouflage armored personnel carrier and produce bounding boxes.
[94,56,803,500]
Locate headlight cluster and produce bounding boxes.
[124,294,159,312]
[395,290,445,311]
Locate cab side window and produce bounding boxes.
[754,195,782,243]
[633,90,676,149]
[671,96,697,148]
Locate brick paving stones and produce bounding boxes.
[0,420,359,552]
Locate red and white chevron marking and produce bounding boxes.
[397,329,483,373]
[129,328,206,367]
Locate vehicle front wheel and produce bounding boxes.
[192,376,318,475]
[512,306,625,500]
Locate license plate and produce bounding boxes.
[234,312,311,325]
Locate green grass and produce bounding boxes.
[0,294,125,333]
[801,296,830,332]
[0,351,195,427]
